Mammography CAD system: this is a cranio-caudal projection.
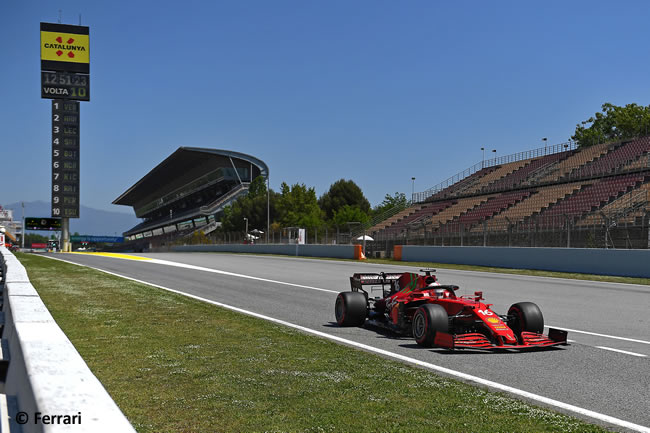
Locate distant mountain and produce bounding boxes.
[3,201,140,236]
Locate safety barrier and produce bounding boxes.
[0,246,136,433]
[172,243,365,259]
[392,245,650,278]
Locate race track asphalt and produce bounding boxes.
[41,252,650,431]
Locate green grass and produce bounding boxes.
[16,252,609,433]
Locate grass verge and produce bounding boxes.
[16,252,608,433]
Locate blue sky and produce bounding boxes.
[2,1,650,213]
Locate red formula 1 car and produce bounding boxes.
[334,269,568,350]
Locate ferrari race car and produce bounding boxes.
[334,269,568,350]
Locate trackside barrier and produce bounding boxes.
[392,245,650,278]
[0,246,136,433]
[172,243,363,259]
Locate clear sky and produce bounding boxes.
[2,1,650,213]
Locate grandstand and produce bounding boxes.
[369,137,650,249]
[113,148,268,249]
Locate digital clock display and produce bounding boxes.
[41,71,90,101]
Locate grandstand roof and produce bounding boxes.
[113,147,269,206]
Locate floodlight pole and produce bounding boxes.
[21,202,25,249]
[411,177,416,203]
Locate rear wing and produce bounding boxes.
[349,272,403,292]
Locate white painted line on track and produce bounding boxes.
[147,258,340,294]
[39,254,650,433]
[546,325,650,345]
[596,347,648,358]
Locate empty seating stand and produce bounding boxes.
[537,141,611,183]
[481,182,584,231]
[579,180,650,226]
[368,204,424,232]
[372,137,650,240]
[534,174,645,226]
[427,167,496,200]
[462,161,530,195]
[569,137,650,179]
[483,151,572,193]
[384,201,455,234]
[446,190,531,230]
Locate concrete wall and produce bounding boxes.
[399,246,650,278]
[0,247,136,433]
[172,243,359,259]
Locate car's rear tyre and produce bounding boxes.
[412,304,448,347]
[508,302,544,337]
[335,292,367,327]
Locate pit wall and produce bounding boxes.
[172,243,365,259]
[0,246,136,433]
[393,245,650,278]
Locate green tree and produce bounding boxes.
[247,175,267,198]
[572,103,650,147]
[276,182,324,229]
[318,179,371,220]
[24,233,49,246]
[220,177,277,232]
[332,205,370,228]
[372,192,408,217]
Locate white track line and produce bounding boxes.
[546,325,650,345]
[147,257,339,294]
[596,347,647,358]
[39,254,650,433]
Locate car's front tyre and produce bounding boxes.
[413,304,448,347]
[508,302,544,338]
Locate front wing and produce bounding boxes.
[433,328,569,350]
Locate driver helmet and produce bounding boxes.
[434,288,451,298]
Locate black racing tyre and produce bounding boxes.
[508,302,544,336]
[412,304,448,347]
[335,292,367,327]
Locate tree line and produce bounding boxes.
[219,177,407,233]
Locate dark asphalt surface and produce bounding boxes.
[43,252,650,431]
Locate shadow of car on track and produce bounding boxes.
[397,343,568,355]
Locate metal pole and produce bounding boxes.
[21,201,25,249]
[267,175,270,244]
[411,177,415,202]
[646,212,650,249]
[362,228,366,256]
[62,217,70,252]
[483,220,487,247]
